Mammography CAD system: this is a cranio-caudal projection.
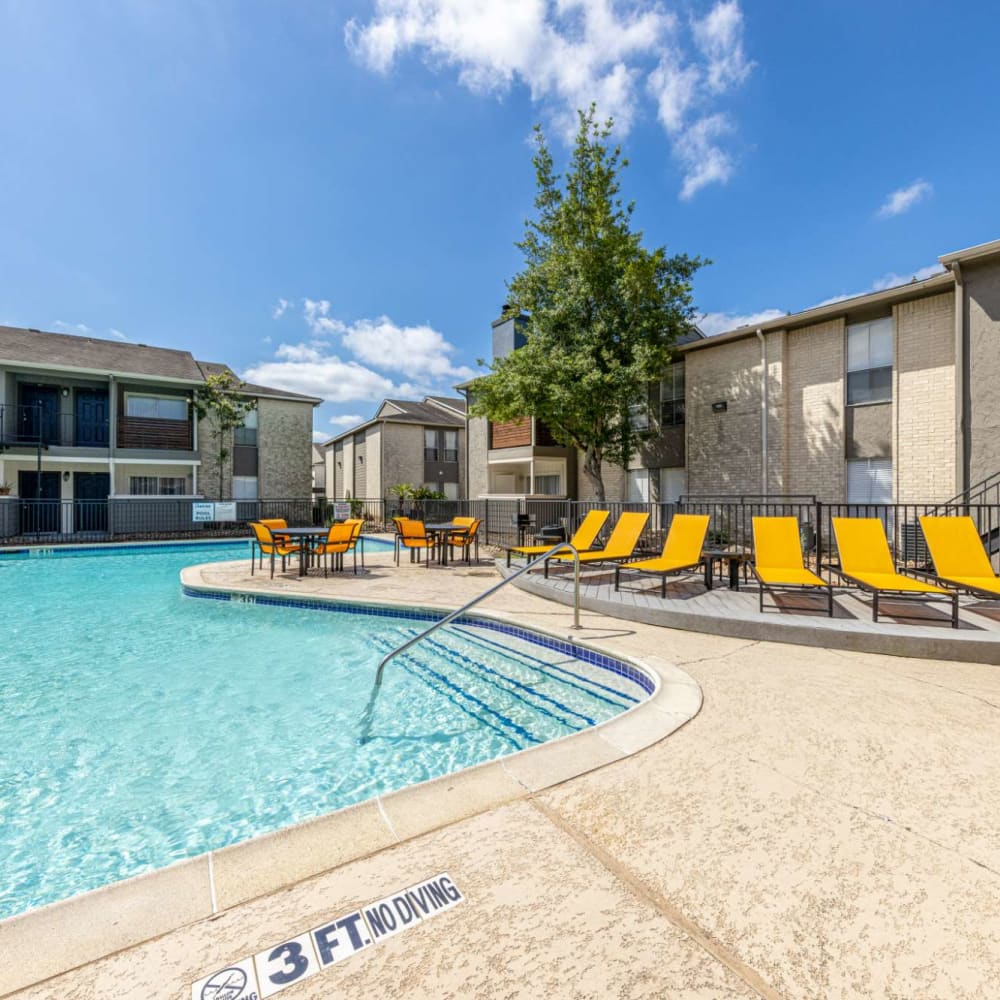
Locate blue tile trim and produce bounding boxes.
[181,585,656,696]
[0,536,393,561]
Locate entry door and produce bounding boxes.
[18,471,61,534]
[19,386,60,445]
[75,391,109,447]
[74,472,110,533]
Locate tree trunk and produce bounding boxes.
[581,446,606,502]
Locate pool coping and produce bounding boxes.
[0,568,701,997]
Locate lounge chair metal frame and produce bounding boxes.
[751,516,834,617]
[613,514,710,598]
[823,565,958,627]
[911,515,1000,600]
[543,512,649,578]
[827,516,959,628]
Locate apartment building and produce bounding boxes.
[678,236,1000,504]
[462,236,1000,506]
[322,396,466,500]
[0,325,319,532]
[462,309,697,502]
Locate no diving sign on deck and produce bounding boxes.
[192,873,463,999]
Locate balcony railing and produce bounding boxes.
[117,416,193,450]
[0,403,109,448]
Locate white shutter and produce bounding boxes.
[660,467,687,503]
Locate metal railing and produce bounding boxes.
[0,402,109,448]
[358,541,582,743]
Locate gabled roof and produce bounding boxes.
[0,325,205,381]
[681,270,955,353]
[323,394,466,446]
[197,361,322,404]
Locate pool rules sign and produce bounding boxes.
[192,873,463,999]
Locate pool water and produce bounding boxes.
[0,541,647,918]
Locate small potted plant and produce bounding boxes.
[0,482,13,496]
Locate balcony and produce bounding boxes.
[0,402,110,449]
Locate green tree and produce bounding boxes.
[192,371,257,500]
[470,106,704,501]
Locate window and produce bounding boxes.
[129,476,158,495]
[534,475,561,495]
[125,393,188,421]
[129,476,188,496]
[442,481,459,500]
[659,467,687,503]
[628,401,649,432]
[846,317,893,405]
[443,430,459,462]
[233,476,258,500]
[660,363,685,426]
[627,468,650,503]
[424,428,439,461]
[233,407,258,446]
[846,458,892,504]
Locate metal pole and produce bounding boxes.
[359,540,582,742]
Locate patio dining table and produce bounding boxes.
[275,525,329,577]
[423,522,469,566]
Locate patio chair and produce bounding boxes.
[830,517,958,627]
[544,511,649,578]
[396,518,434,566]
[343,517,366,569]
[447,518,482,563]
[750,516,833,616]
[614,514,709,598]
[917,515,1000,599]
[314,522,356,576]
[249,521,301,579]
[506,509,609,567]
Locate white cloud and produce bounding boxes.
[347,0,753,198]
[312,430,328,443]
[243,302,476,404]
[817,263,945,305]
[877,179,932,219]
[691,1,752,93]
[272,298,291,319]
[52,320,92,335]
[329,413,364,427]
[53,320,128,341]
[698,307,783,337]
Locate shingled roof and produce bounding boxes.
[0,325,204,381]
[196,361,322,403]
[0,325,320,404]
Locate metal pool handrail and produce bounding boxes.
[359,542,582,742]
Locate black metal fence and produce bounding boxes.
[2,494,998,572]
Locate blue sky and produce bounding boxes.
[2,1,998,441]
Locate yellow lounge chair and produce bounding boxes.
[751,516,833,616]
[544,511,649,578]
[506,509,609,567]
[614,513,709,597]
[918,515,1000,599]
[830,517,957,627]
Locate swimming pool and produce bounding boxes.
[0,540,649,919]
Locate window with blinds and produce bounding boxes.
[846,458,892,503]
[846,317,893,405]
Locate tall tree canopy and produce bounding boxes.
[470,107,704,500]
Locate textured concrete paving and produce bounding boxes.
[9,542,1000,999]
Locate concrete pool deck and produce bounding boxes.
[6,544,1000,999]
